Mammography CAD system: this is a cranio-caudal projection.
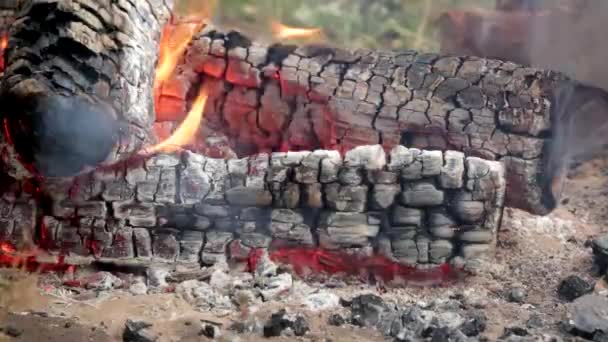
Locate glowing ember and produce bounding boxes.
[154,21,204,90]
[271,21,324,41]
[0,32,7,71]
[0,241,75,274]
[248,247,466,286]
[146,86,208,154]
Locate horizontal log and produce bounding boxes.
[0,0,172,177]
[157,27,571,215]
[0,146,505,268]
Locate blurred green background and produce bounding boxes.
[176,0,494,51]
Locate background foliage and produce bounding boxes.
[177,0,494,51]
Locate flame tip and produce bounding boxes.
[271,21,324,41]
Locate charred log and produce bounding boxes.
[0,2,587,216]
[0,0,172,177]
[19,146,505,270]
[155,27,570,215]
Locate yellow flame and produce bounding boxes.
[154,21,203,90]
[271,21,324,41]
[147,86,208,154]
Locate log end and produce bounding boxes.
[3,94,119,177]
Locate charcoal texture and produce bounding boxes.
[0,146,506,269]
[155,27,570,215]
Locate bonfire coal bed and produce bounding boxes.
[0,0,599,281]
[0,145,505,277]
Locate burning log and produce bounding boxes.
[23,146,504,279]
[0,0,575,215]
[157,27,567,215]
[0,0,172,177]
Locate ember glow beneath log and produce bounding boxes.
[252,247,465,285]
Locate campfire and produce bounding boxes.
[0,0,599,280]
[0,0,517,283]
[0,0,608,340]
[0,0,603,282]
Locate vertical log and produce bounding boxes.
[0,0,173,177]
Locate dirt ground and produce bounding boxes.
[0,158,606,341]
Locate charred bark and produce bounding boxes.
[155,27,572,215]
[0,0,172,177]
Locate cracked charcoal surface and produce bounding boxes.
[0,146,506,270]
[154,26,572,215]
[1,4,575,212]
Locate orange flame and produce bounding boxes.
[146,86,208,154]
[155,21,204,90]
[0,33,7,71]
[271,21,324,41]
[151,0,218,154]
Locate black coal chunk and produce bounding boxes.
[3,325,23,338]
[199,324,220,338]
[263,309,309,338]
[123,319,157,342]
[460,311,487,337]
[349,294,389,328]
[328,313,345,326]
[501,326,529,338]
[430,327,451,342]
[558,275,594,302]
[592,234,608,273]
[594,331,608,342]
